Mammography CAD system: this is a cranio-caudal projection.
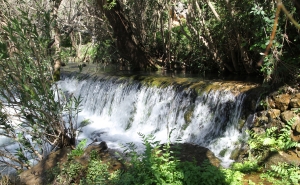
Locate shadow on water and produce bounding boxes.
[62,63,264,84]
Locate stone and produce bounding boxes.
[184,105,195,124]
[168,143,221,167]
[273,94,291,111]
[290,130,300,142]
[290,93,300,108]
[266,109,281,119]
[253,115,268,127]
[266,119,285,131]
[230,148,241,160]
[256,110,267,117]
[251,127,265,134]
[99,141,108,151]
[263,151,300,170]
[267,97,276,109]
[280,111,296,124]
[238,119,246,131]
[291,116,300,133]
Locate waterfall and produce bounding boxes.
[57,74,254,167]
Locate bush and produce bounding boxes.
[112,133,230,185]
[0,1,81,172]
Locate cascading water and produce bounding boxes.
[57,74,255,167]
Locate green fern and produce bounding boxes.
[247,117,298,159]
[263,162,300,185]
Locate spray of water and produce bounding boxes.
[56,75,250,167]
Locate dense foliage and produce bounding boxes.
[0,0,83,171]
[0,0,295,82]
[92,0,300,84]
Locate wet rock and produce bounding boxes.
[245,114,256,129]
[238,119,246,131]
[230,148,241,160]
[184,105,195,124]
[290,93,300,108]
[273,94,290,111]
[235,145,250,162]
[99,141,108,151]
[168,143,221,167]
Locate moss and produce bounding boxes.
[230,148,241,160]
[189,81,214,96]
[184,105,195,126]
[219,148,228,157]
[61,64,259,96]
[238,119,246,131]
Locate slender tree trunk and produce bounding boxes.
[97,0,156,71]
[51,0,62,81]
[224,0,253,73]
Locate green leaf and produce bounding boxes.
[263,137,275,146]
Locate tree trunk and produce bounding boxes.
[51,0,63,81]
[97,0,156,71]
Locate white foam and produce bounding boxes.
[56,76,248,167]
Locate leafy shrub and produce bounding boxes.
[81,159,110,185]
[68,139,88,159]
[261,162,300,185]
[112,133,232,185]
[58,162,83,184]
[232,160,260,173]
[247,117,298,159]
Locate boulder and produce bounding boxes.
[230,148,242,160]
[280,111,296,124]
[267,97,276,109]
[253,115,268,127]
[290,130,300,142]
[256,110,267,117]
[273,94,291,111]
[263,151,300,170]
[290,93,300,108]
[168,143,221,167]
[251,127,265,134]
[266,119,284,130]
[266,109,281,119]
[291,116,300,133]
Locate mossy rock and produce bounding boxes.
[184,105,195,126]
